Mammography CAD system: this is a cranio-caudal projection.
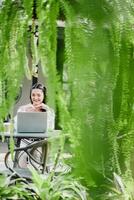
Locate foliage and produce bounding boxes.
[0,0,30,122]
[30,169,88,200]
[93,172,134,200]
[0,0,134,199]
[0,169,89,200]
[36,0,59,109]
[58,0,134,189]
[0,173,35,199]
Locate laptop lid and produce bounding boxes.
[17,112,47,133]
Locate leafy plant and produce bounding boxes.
[57,0,134,190]
[94,172,134,200]
[0,0,134,199]
[30,169,89,200]
[0,173,35,199]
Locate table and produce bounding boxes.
[1,130,59,148]
[1,130,60,139]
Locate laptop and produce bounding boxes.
[17,112,47,133]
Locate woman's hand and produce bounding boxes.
[33,103,49,112]
[23,103,49,112]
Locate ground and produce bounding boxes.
[0,141,8,170]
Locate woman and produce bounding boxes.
[18,83,55,129]
[16,83,55,168]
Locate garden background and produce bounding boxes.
[0,0,134,199]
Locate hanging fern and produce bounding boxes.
[0,0,32,120]
[0,0,134,199]
[57,0,134,191]
[37,0,59,109]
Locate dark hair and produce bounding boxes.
[30,83,46,104]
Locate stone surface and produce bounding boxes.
[0,142,8,170]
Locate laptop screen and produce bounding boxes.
[17,112,47,133]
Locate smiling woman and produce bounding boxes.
[29,83,47,112]
[14,82,55,168]
[17,83,55,129]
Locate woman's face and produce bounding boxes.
[31,89,44,106]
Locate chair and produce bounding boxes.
[3,130,71,182]
[4,138,48,180]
